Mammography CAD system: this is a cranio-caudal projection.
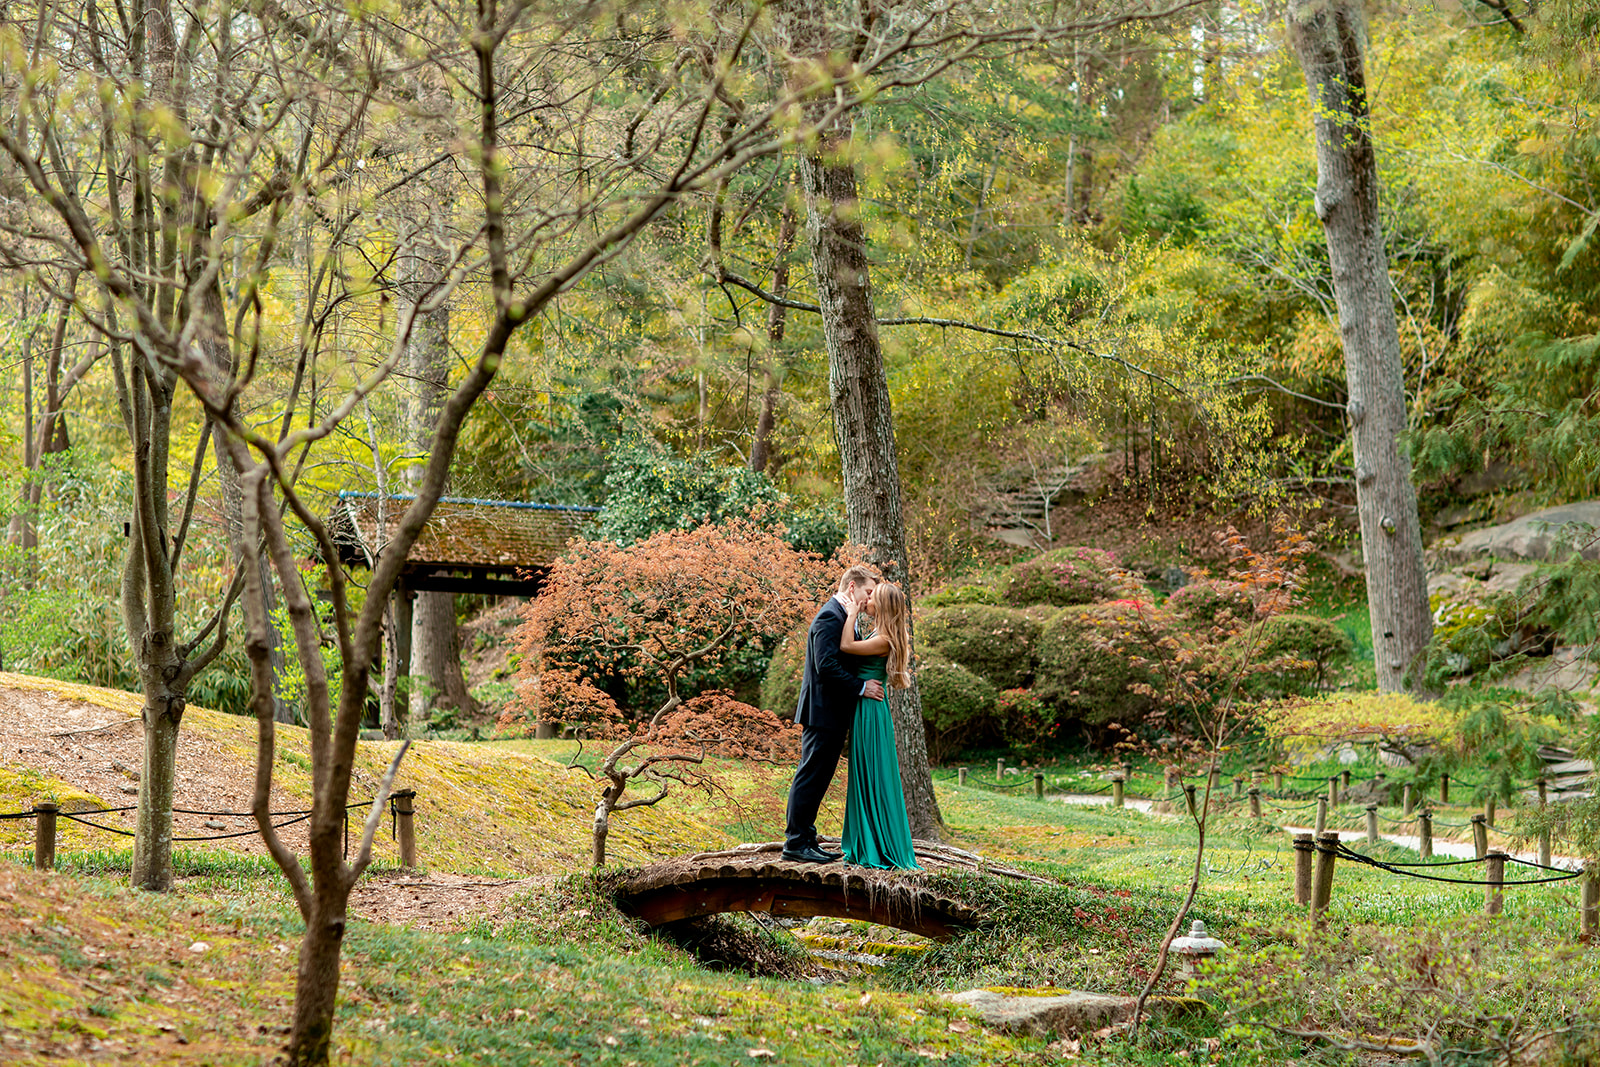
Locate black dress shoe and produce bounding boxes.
[781,844,835,864]
[815,847,843,862]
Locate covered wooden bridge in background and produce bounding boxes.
[327,491,599,692]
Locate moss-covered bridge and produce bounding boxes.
[614,841,1045,941]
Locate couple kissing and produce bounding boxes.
[782,565,921,871]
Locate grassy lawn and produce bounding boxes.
[5,742,1597,1066]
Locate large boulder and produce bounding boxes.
[1437,502,1600,563]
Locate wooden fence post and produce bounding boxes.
[1419,808,1433,860]
[1112,776,1125,808]
[958,767,968,787]
[1274,770,1284,792]
[1328,776,1339,807]
[1209,766,1222,793]
[1365,804,1379,845]
[1440,774,1450,804]
[1484,794,1497,829]
[1315,796,1328,836]
[1248,787,1261,819]
[1471,814,1488,860]
[996,758,1005,780]
[1341,770,1352,794]
[1485,849,1506,916]
[1582,865,1599,941]
[1184,784,1198,818]
[1311,831,1340,920]
[1402,783,1414,817]
[1232,774,1244,799]
[393,789,417,869]
[1293,833,1315,905]
[33,802,58,872]
[1537,777,1548,808]
[1033,771,1044,801]
[1539,828,1552,869]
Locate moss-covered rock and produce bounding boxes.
[999,548,1121,608]
[918,604,1043,690]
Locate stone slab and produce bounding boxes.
[945,988,1204,1038]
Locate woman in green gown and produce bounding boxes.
[838,583,922,870]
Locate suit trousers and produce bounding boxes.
[785,723,848,850]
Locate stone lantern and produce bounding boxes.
[1171,919,1225,982]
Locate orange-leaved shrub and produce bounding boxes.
[506,519,841,864]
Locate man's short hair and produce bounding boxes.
[837,564,880,593]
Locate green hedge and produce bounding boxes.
[1032,606,1150,729]
[758,624,809,717]
[922,583,1001,608]
[999,547,1121,607]
[1229,612,1353,696]
[1166,578,1253,628]
[917,655,999,763]
[918,604,1043,690]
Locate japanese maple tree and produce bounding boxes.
[511,519,839,864]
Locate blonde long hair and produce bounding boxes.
[871,582,914,690]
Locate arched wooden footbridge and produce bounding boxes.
[614,841,1048,942]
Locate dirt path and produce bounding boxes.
[1,683,559,931]
[0,686,318,857]
[346,872,547,930]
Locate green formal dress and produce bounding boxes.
[841,657,922,870]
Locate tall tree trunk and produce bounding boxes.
[1288,0,1432,692]
[750,197,797,474]
[798,110,942,840]
[200,281,291,723]
[964,154,999,271]
[411,593,476,718]
[402,210,477,730]
[20,283,77,565]
[127,349,184,892]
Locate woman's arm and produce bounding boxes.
[840,601,890,655]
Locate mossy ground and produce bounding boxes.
[0,675,729,870]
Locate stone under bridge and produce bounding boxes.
[613,841,1048,942]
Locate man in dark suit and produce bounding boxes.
[783,565,884,863]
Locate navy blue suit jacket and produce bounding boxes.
[794,597,868,732]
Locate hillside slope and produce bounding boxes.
[0,673,733,874]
